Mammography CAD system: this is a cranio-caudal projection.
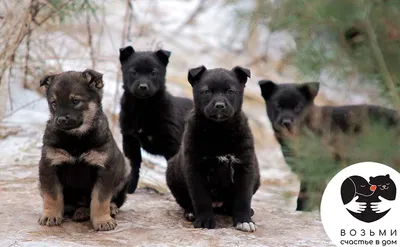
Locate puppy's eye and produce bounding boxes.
[131,71,137,76]
[294,104,303,112]
[203,89,211,95]
[51,101,56,108]
[275,103,281,111]
[386,183,390,185]
[72,99,81,105]
[360,185,365,187]
[227,89,235,95]
[150,71,158,77]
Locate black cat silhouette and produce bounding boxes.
[341,174,396,223]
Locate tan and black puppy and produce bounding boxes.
[38,69,131,231]
[258,80,399,211]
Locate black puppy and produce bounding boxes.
[167,66,260,232]
[258,80,399,211]
[119,46,193,194]
[38,70,131,231]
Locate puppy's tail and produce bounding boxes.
[127,161,140,194]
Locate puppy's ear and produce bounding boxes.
[298,82,319,101]
[82,69,104,89]
[39,75,55,88]
[188,65,207,86]
[119,46,135,63]
[155,49,171,66]
[232,66,251,84]
[258,80,277,101]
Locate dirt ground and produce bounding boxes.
[0,121,334,247]
[0,190,334,247]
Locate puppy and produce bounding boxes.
[119,46,194,194]
[38,69,131,231]
[167,66,260,232]
[258,80,399,211]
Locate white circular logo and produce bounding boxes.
[321,162,400,247]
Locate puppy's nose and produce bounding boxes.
[214,102,226,109]
[56,116,68,124]
[138,84,148,91]
[281,118,292,128]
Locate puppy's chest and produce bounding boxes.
[129,117,170,145]
[202,155,240,197]
[59,137,98,156]
[56,164,98,189]
[47,141,108,168]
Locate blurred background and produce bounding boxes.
[0,0,398,246]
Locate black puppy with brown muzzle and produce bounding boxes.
[167,66,260,232]
[258,80,399,211]
[38,70,131,231]
[119,46,193,194]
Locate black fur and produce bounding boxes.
[167,66,260,230]
[258,80,399,211]
[119,46,193,194]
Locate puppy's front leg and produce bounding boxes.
[90,183,117,231]
[232,172,257,232]
[122,135,142,194]
[38,161,64,226]
[187,168,215,229]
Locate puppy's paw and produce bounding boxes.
[92,216,117,231]
[193,213,216,229]
[184,210,195,222]
[233,211,252,225]
[72,207,90,222]
[235,222,257,232]
[110,203,119,218]
[38,214,62,226]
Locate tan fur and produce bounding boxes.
[67,102,98,136]
[80,150,108,167]
[70,94,84,100]
[307,106,324,132]
[49,96,57,102]
[95,80,104,89]
[304,105,379,161]
[38,185,64,226]
[90,185,116,231]
[45,146,75,166]
[124,157,132,177]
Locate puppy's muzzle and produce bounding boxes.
[214,102,226,110]
[57,116,68,125]
[205,100,232,122]
[138,84,148,92]
[132,82,152,98]
[55,115,81,130]
[280,118,292,129]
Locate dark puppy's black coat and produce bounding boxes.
[167,66,260,231]
[38,70,130,231]
[119,46,193,194]
[258,80,399,211]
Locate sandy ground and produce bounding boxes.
[0,119,334,247]
[0,190,333,247]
